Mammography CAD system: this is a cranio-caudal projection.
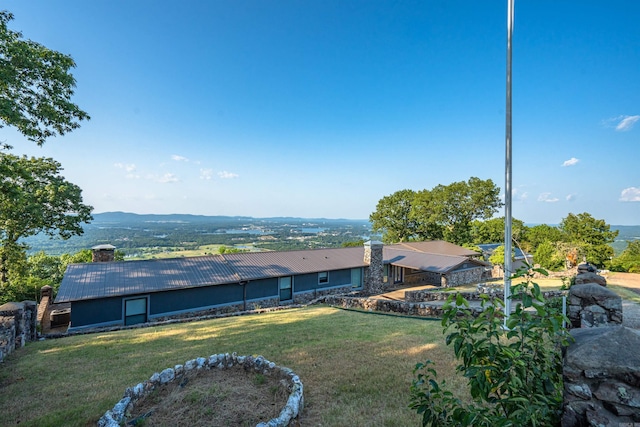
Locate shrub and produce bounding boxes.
[409,268,571,426]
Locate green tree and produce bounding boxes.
[522,224,564,254]
[412,177,502,245]
[610,240,640,273]
[471,217,527,245]
[488,244,515,268]
[0,153,93,289]
[0,11,89,147]
[370,179,502,245]
[533,240,565,271]
[559,213,618,267]
[369,189,418,243]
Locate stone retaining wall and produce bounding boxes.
[404,289,566,303]
[0,301,37,362]
[323,295,483,317]
[98,353,303,427]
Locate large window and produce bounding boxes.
[351,268,362,288]
[279,276,292,301]
[124,297,147,326]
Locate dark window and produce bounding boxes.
[318,271,329,284]
[279,277,292,301]
[124,297,147,326]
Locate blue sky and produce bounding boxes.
[2,1,639,225]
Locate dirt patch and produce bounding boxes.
[608,272,640,292]
[126,365,291,427]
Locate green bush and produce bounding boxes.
[409,268,571,426]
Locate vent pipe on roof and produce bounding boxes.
[91,244,116,262]
[364,241,384,295]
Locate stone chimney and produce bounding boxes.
[91,244,116,262]
[363,240,384,295]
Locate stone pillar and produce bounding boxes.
[364,241,384,295]
[567,283,622,328]
[92,244,116,262]
[37,285,53,332]
[562,326,640,426]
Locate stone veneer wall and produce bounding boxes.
[0,301,37,362]
[363,241,384,295]
[442,267,484,288]
[98,353,303,427]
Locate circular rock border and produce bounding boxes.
[97,353,304,427]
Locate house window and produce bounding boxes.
[318,271,329,284]
[351,268,362,288]
[392,265,403,284]
[124,297,147,326]
[279,276,292,301]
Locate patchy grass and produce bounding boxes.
[0,306,463,427]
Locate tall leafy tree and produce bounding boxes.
[0,11,89,147]
[471,216,527,245]
[522,224,565,254]
[370,178,502,245]
[0,153,93,288]
[369,189,417,243]
[413,177,502,245]
[559,212,618,267]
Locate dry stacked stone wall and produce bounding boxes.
[562,263,639,425]
[98,354,303,427]
[0,301,37,362]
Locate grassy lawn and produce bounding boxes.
[0,306,464,427]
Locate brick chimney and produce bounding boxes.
[363,240,384,295]
[91,244,116,262]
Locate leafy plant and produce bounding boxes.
[410,267,572,426]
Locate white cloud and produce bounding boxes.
[114,162,136,172]
[619,187,640,202]
[158,173,179,183]
[114,162,140,179]
[513,188,528,201]
[615,115,640,131]
[562,157,579,167]
[171,154,189,162]
[200,168,214,180]
[566,193,577,202]
[538,193,559,203]
[218,171,239,179]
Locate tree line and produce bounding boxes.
[369,179,635,272]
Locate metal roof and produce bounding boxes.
[476,243,532,260]
[55,242,483,303]
[384,248,486,274]
[56,247,367,303]
[390,241,480,257]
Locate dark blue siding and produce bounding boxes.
[321,269,351,288]
[150,284,243,315]
[294,273,318,292]
[71,297,122,328]
[246,278,278,300]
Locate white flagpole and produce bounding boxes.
[504,0,514,325]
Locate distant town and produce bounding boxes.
[23,212,375,258]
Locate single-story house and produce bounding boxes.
[55,241,486,331]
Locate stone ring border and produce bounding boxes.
[97,353,304,427]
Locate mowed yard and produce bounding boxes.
[2,272,639,427]
[0,306,466,427]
